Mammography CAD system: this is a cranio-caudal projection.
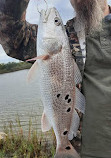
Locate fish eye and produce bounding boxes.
[54,17,61,26]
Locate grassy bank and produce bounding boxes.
[0,62,32,74]
[0,118,56,158]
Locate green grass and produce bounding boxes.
[0,118,56,158]
[0,62,32,74]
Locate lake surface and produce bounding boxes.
[0,70,44,132]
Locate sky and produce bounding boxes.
[0,0,111,64]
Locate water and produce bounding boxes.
[0,70,44,132]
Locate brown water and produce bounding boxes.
[0,70,43,132]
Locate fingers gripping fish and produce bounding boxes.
[27,7,85,158]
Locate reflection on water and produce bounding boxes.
[0,70,43,131]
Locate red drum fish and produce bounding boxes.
[27,7,85,158]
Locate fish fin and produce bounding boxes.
[68,110,80,140]
[55,143,80,158]
[26,55,49,61]
[27,61,38,83]
[26,57,38,61]
[41,112,52,132]
[68,87,85,140]
[74,61,82,85]
[75,87,85,114]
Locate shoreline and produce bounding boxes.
[0,62,32,74]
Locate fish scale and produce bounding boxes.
[27,7,85,158]
[38,53,78,156]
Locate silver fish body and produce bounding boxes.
[28,7,85,158]
[39,51,80,158]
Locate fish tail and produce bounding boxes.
[54,144,80,158]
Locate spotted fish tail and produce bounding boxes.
[54,143,80,158]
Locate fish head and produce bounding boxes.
[37,7,68,56]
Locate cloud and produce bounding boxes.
[0,45,19,64]
[109,0,111,4]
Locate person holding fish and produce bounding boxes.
[0,0,111,158]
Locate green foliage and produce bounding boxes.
[0,62,32,74]
[0,118,56,158]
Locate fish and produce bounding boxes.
[27,7,85,158]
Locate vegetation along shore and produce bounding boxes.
[0,62,32,74]
[0,118,56,158]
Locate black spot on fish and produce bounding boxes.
[63,131,68,135]
[65,146,71,150]
[57,94,61,98]
[68,99,71,103]
[65,95,69,100]
[67,108,71,112]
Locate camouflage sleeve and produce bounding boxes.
[65,18,84,76]
[0,0,38,61]
[65,19,84,153]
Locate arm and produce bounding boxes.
[0,0,38,61]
